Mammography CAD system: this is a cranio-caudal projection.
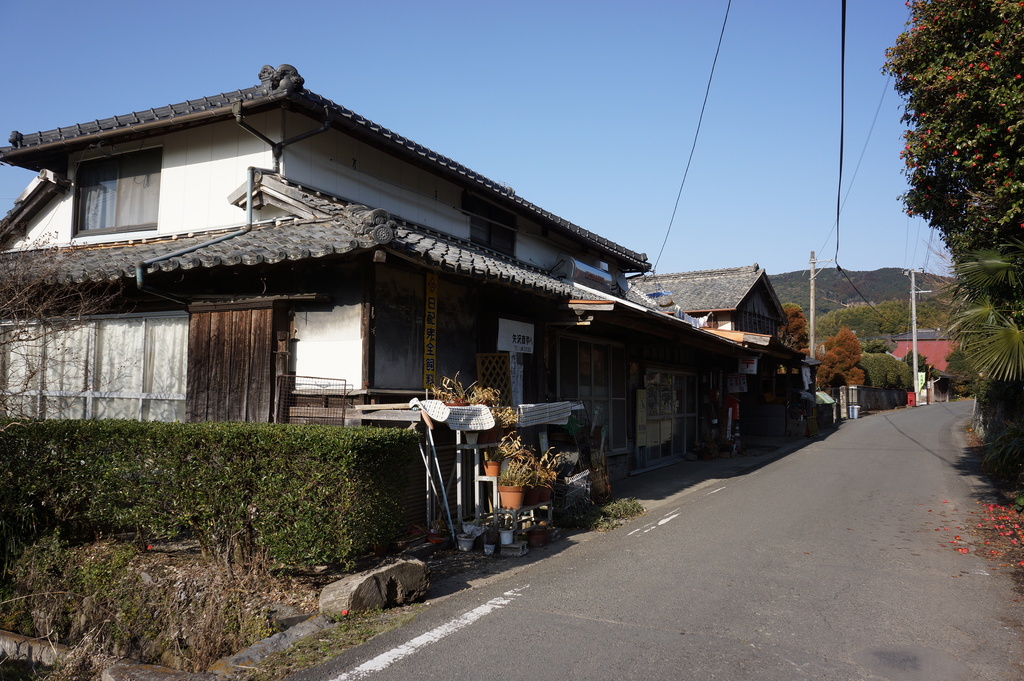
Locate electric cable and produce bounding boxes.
[834,0,847,263]
[820,71,893,257]
[651,0,733,276]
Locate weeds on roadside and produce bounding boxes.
[555,497,646,532]
[982,421,1024,483]
[232,607,422,681]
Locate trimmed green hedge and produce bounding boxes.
[0,420,417,570]
[859,352,912,389]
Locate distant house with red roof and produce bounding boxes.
[891,329,954,372]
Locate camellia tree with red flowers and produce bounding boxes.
[884,0,1024,255]
[887,3,1024,441]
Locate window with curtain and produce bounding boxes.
[76,148,161,234]
[0,313,187,421]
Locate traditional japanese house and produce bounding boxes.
[1,65,806,522]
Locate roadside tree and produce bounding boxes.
[816,326,865,387]
[780,303,808,354]
[885,0,1024,254]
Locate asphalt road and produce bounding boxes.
[292,401,1024,680]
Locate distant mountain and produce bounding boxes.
[768,267,953,316]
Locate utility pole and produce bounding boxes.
[904,268,931,405]
[809,251,834,359]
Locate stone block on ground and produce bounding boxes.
[319,558,429,615]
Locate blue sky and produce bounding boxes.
[0,0,939,277]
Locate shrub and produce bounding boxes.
[982,420,1024,483]
[0,420,418,573]
[859,352,912,389]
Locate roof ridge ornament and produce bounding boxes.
[258,64,305,94]
[347,206,396,245]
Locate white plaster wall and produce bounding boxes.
[14,111,609,283]
[292,302,363,383]
[15,175,73,247]
[18,118,275,248]
[149,119,272,236]
[286,127,470,238]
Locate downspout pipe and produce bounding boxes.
[135,166,275,304]
[232,101,333,172]
[136,102,334,303]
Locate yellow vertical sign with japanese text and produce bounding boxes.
[423,272,438,390]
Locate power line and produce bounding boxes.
[652,0,733,274]
[819,72,893,256]
[834,0,847,263]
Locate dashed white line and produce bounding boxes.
[328,586,528,680]
[629,508,683,534]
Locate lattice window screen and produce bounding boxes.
[476,352,511,405]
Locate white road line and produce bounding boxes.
[706,486,727,495]
[657,512,681,526]
[629,508,682,534]
[328,587,527,681]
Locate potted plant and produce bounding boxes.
[468,384,501,406]
[523,465,542,506]
[533,447,559,503]
[496,431,529,461]
[483,525,499,555]
[497,453,534,510]
[432,373,471,405]
[478,404,516,444]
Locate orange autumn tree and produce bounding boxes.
[816,326,865,387]
[780,303,809,354]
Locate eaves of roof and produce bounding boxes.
[564,293,751,356]
[0,66,649,272]
[36,215,576,303]
[704,328,805,362]
[0,171,70,243]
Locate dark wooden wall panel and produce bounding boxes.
[186,307,276,423]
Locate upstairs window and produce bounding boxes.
[76,148,161,234]
[463,191,516,256]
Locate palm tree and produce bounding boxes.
[949,240,1024,381]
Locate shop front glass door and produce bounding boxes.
[639,371,696,469]
[557,337,626,453]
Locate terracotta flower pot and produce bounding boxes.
[498,485,524,510]
[479,427,500,444]
[536,485,553,503]
[527,526,548,548]
[523,485,541,506]
[483,460,501,477]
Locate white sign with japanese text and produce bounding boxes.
[498,319,535,354]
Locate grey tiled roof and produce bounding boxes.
[47,193,574,299]
[1,65,648,271]
[632,264,766,312]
